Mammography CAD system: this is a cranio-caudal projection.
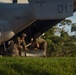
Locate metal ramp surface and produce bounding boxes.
[21,50,44,57]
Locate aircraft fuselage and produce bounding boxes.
[0,3,35,33]
[0,0,73,43]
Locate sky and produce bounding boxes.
[67,12,76,23]
[65,12,76,36]
[55,12,76,36]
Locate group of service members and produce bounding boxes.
[6,33,47,57]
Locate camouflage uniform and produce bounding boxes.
[15,34,28,56]
[34,37,47,57]
[7,41,19,57]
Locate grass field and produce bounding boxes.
[0,57,76,75]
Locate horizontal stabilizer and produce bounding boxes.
[28,0,73,19]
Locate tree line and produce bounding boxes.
[42,19,76,57]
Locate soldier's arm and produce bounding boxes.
[36,43,39,48]
[17,37,21,47]
[35,41,39,48]
[22,40,29,50]
[25,43,32,48]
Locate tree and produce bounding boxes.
[71,23,76,32]
[61,19,72,25]
[41,19,76,57]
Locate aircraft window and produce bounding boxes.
[17,0,28,3]
[0,0,12,3]
[0,0,28,3]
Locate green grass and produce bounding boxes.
[0,57,76,75]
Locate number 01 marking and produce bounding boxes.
[58,5,67,13]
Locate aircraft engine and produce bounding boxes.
[0,31,15,44]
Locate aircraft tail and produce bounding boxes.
[28,0,73,20]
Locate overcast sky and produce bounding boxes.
[67,12,76,23]
[57,12,76,36]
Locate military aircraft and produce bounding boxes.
[0,0,74,44]
[0,0,75,56]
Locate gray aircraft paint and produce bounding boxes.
[0,4,35,33]
[0,0,73,43]
[28,0,73,19]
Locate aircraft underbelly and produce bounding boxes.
[9,19,36,34]
[0,4,35,33]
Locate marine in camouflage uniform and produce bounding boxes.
[7,41,19,57]
[14,33,28,56]
[33,37,47,57]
